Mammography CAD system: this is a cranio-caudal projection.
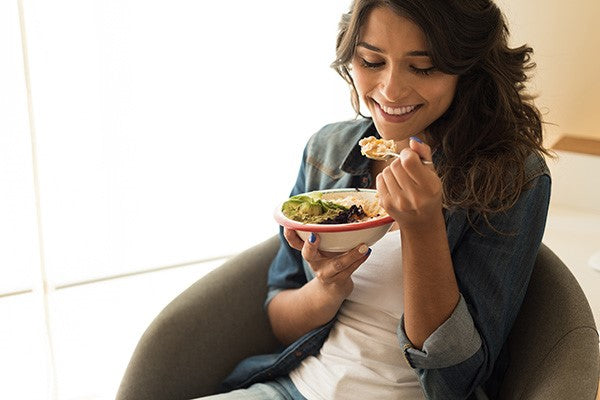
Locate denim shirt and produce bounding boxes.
[221,118,551,400]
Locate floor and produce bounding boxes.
[1,258,226,400]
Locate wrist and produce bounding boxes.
[398,207,446,235]
[306,278,347,316]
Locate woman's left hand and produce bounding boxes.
[376,138,443,229]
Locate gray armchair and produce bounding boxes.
[116,237,600,400]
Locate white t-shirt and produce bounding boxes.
[290,231,426,400]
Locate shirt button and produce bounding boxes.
[402,344,414,368]
[294,350,303,357]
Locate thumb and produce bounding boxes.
[409,136,434,166]
[302,232,321,260]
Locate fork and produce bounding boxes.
[369,151,434,165]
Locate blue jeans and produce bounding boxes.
[199,376,306,400]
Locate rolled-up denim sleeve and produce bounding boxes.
[265,227,307,309]
[398,294,482,369]
[397,173,551,399]
[265,147,310,309]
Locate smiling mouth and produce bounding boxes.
[379,103,421,116]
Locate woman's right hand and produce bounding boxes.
[268,229,372,344]
[283,227,371,301]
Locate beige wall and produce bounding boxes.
[497,0,600,142]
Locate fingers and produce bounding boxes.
[283,227,304,251]
[409,136,433,163]
[320,244,371,283]
[301,232,321,262]
[388,138,434,185]
[324,254,369,283]
[286,229,372,276]
[408,136,435,170]
[392,155,417,187]
[377,164,412,216]
[376,137,441,219]
[301,233,371,283]
[377,161,405,200]
[301,233,369,264]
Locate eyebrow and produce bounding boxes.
[356,41,430,57]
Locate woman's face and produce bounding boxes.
[351,7,458,144]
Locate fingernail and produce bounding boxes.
[410,136,423,143]
[358,244,368,254]
[309,233,316,243]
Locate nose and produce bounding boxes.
[380,67,411,102]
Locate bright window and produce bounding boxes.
[23,0,354,285]
[3,0,352,398]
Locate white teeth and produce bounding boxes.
[381,104,417,116]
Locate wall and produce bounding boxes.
[498,0,600,142]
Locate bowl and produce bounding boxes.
[274,188,394,252]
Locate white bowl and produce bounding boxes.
[274,188,394,252]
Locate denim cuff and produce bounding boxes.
[397,294,482,369]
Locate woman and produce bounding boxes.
[205,0,551,399]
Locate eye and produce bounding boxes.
[410,65,436,76]
[360,58,385,69]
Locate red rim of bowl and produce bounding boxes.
[274,189,394,232]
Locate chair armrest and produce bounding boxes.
[116,235,281,400]
[517,327,599,399]
[499,244,600,399]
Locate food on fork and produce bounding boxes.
[359,135,434,165]
[358,136,397,160]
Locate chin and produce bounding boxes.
[372,122,413,141]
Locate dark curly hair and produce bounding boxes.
[332,0,550,218]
